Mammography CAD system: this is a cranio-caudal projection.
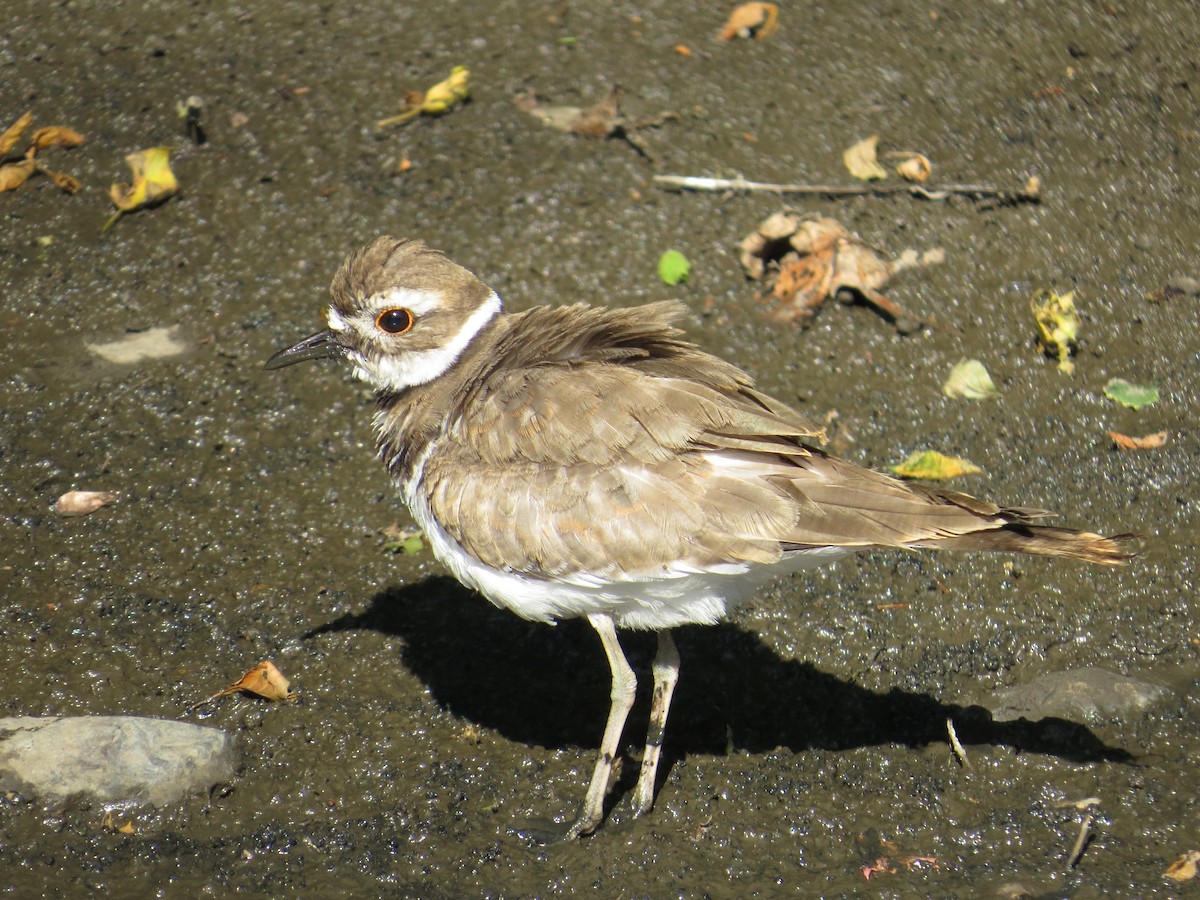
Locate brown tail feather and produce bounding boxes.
[917,525,1140,565]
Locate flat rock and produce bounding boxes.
[0,715,238,806]
[990,667,1174,725]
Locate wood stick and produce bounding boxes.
[1066,813,1094,868]
[652,174,1041,204]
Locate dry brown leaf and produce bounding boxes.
[739,212,941,327]
[892,152,932,182]
[31,126,86,151]
[100,811,136,834]
[55,490,118,516]
[0,110,33,156]
[844,135,888,181]
[1108,430,1168,450]
[1166,851,1200,882]
[219,661,297,703]
[0,156,36,192]
[37,164,81,194]
[516,86,677,159]
[719,3,779,41]
[517,85,623,137]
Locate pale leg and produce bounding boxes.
[631,629,679,816]
[565,612,637,839]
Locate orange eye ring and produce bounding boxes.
[375,307,414,335]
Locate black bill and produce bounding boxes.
[264,329,345,370]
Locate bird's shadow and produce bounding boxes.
[306,576,1132,766]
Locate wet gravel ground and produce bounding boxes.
[2,0,1198,895]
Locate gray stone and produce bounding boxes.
[1166,274,1200,296]
[0,715,238,806]
[990,667,1175,725]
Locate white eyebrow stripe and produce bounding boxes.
[359,289,502,390]
[372,287,444,316]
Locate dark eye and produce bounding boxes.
[375,308,414,334]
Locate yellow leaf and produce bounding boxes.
[377,66,470,128]
[104,147,178,232]
[31,126,86,152]
[844,136,888,181]
[890,450,982,480]
[1030,288,1079,374]
[0,110,33,156]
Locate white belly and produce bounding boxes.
[403,470,849,630]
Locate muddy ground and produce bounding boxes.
[2,0,1197,896]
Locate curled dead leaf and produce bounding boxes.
[377,66,470,127]
[224,660,296,702]
[55,490,118,516]
[516,85,677,160]
[1108,430,1167,450]
[190,660,297,711]
[101,811,137,834]
[1166,850,1200,882]
[37,164,81,194]
[739,211,941,327]
[0,110,33,156]
[31,126,86,152]
[0,155,36,193]
[892,152,932,183]
[1031,289,1080,374]
[104,147,178,232]
[844,136,888,181]
[719,3,779,41]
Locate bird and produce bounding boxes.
[265,236,1135,840]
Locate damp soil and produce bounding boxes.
[2,1,1198,895]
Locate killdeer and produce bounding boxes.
[266,236,1134,840]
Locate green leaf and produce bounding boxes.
[657,250,691,286]
[890,450,982,480]
[383,531,425,555]
[1103,378,1159,410]
[943,359,999,400]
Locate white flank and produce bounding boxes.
[397,447,852,631]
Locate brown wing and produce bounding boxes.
[419,303,1133,579]
[422,362,816,579]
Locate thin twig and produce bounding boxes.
[946,718,972,770]
[1066,813,1094,869]
[652,174,1041,205]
